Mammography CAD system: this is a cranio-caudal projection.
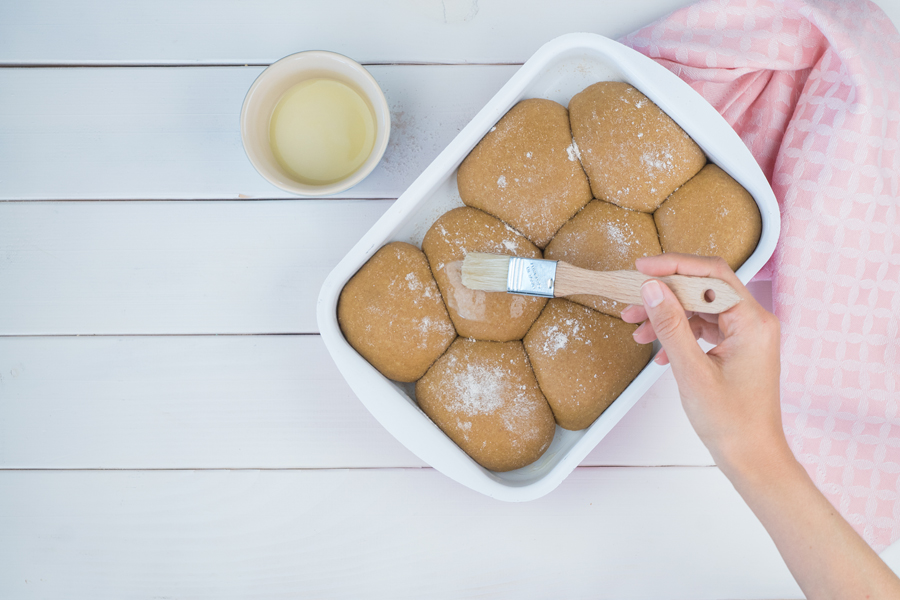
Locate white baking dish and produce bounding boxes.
[317,32,779,501]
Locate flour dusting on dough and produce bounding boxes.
[440,346,543,441]
[542,325,569,355]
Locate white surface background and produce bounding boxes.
[1,1,898,598]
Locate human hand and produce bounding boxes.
[620,254,900,599]
[620,254,788,476]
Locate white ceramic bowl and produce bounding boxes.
[317,33,780,501]
[240,51,391,196]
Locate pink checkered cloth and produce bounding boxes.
[621,0,900,550]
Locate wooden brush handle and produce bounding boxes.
[554,262,741,314]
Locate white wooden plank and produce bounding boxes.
[882,539,900,577]
[0,0,698,65]
[0,335,712,469]
[0,200,391,335]
[0,201,775,336]
[0,468,801,599]
[0,65,515,200]
[2,0,895,68]
[0,200,772,335]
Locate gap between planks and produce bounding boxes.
[0,196,397,204]
[0,332,320,337]
[0,465,719,471]
[0,61,525,68]
[0,197,395,202]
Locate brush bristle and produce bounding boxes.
[461,252,510,292]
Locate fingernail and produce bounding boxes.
[641,279,664,308]
[632,322,645,337]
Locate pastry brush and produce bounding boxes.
[461,252,740,313]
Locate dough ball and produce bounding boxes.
[457,98,593,248]
[422,207,547,341]
[523,299,652,431]
[654,164,762,271]
[415,338,556,472]
[544,199,662,318]
[338,242,456,382]
[568,82,706,213]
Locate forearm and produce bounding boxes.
[722,444,900,600]
[627,255,900,597]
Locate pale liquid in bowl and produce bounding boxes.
[269,78,376,185]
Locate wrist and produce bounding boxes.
[714,435,799,492]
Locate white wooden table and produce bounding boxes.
[2,2,899,598]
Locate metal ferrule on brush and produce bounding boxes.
[507,257,557,298]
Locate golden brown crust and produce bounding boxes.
[523,299,653,431]
[338,242,457,382]
[415,338,556,471]
[654,164,762,271]
[544,200,662,317]
[422,207,547,341]
[457,98,593,248]
[568,82,706,213]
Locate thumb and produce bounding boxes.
[640,279,706,372]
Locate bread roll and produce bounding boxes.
[338,242,456,382]
[422,207,546,341]
[654,164,762,271]
[524,299,652,430]
[457,98,593,247]
[544,199,662,318]
[568,81,706,213]
[416,338,556,471]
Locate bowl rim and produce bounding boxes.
[239,49,392,197]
